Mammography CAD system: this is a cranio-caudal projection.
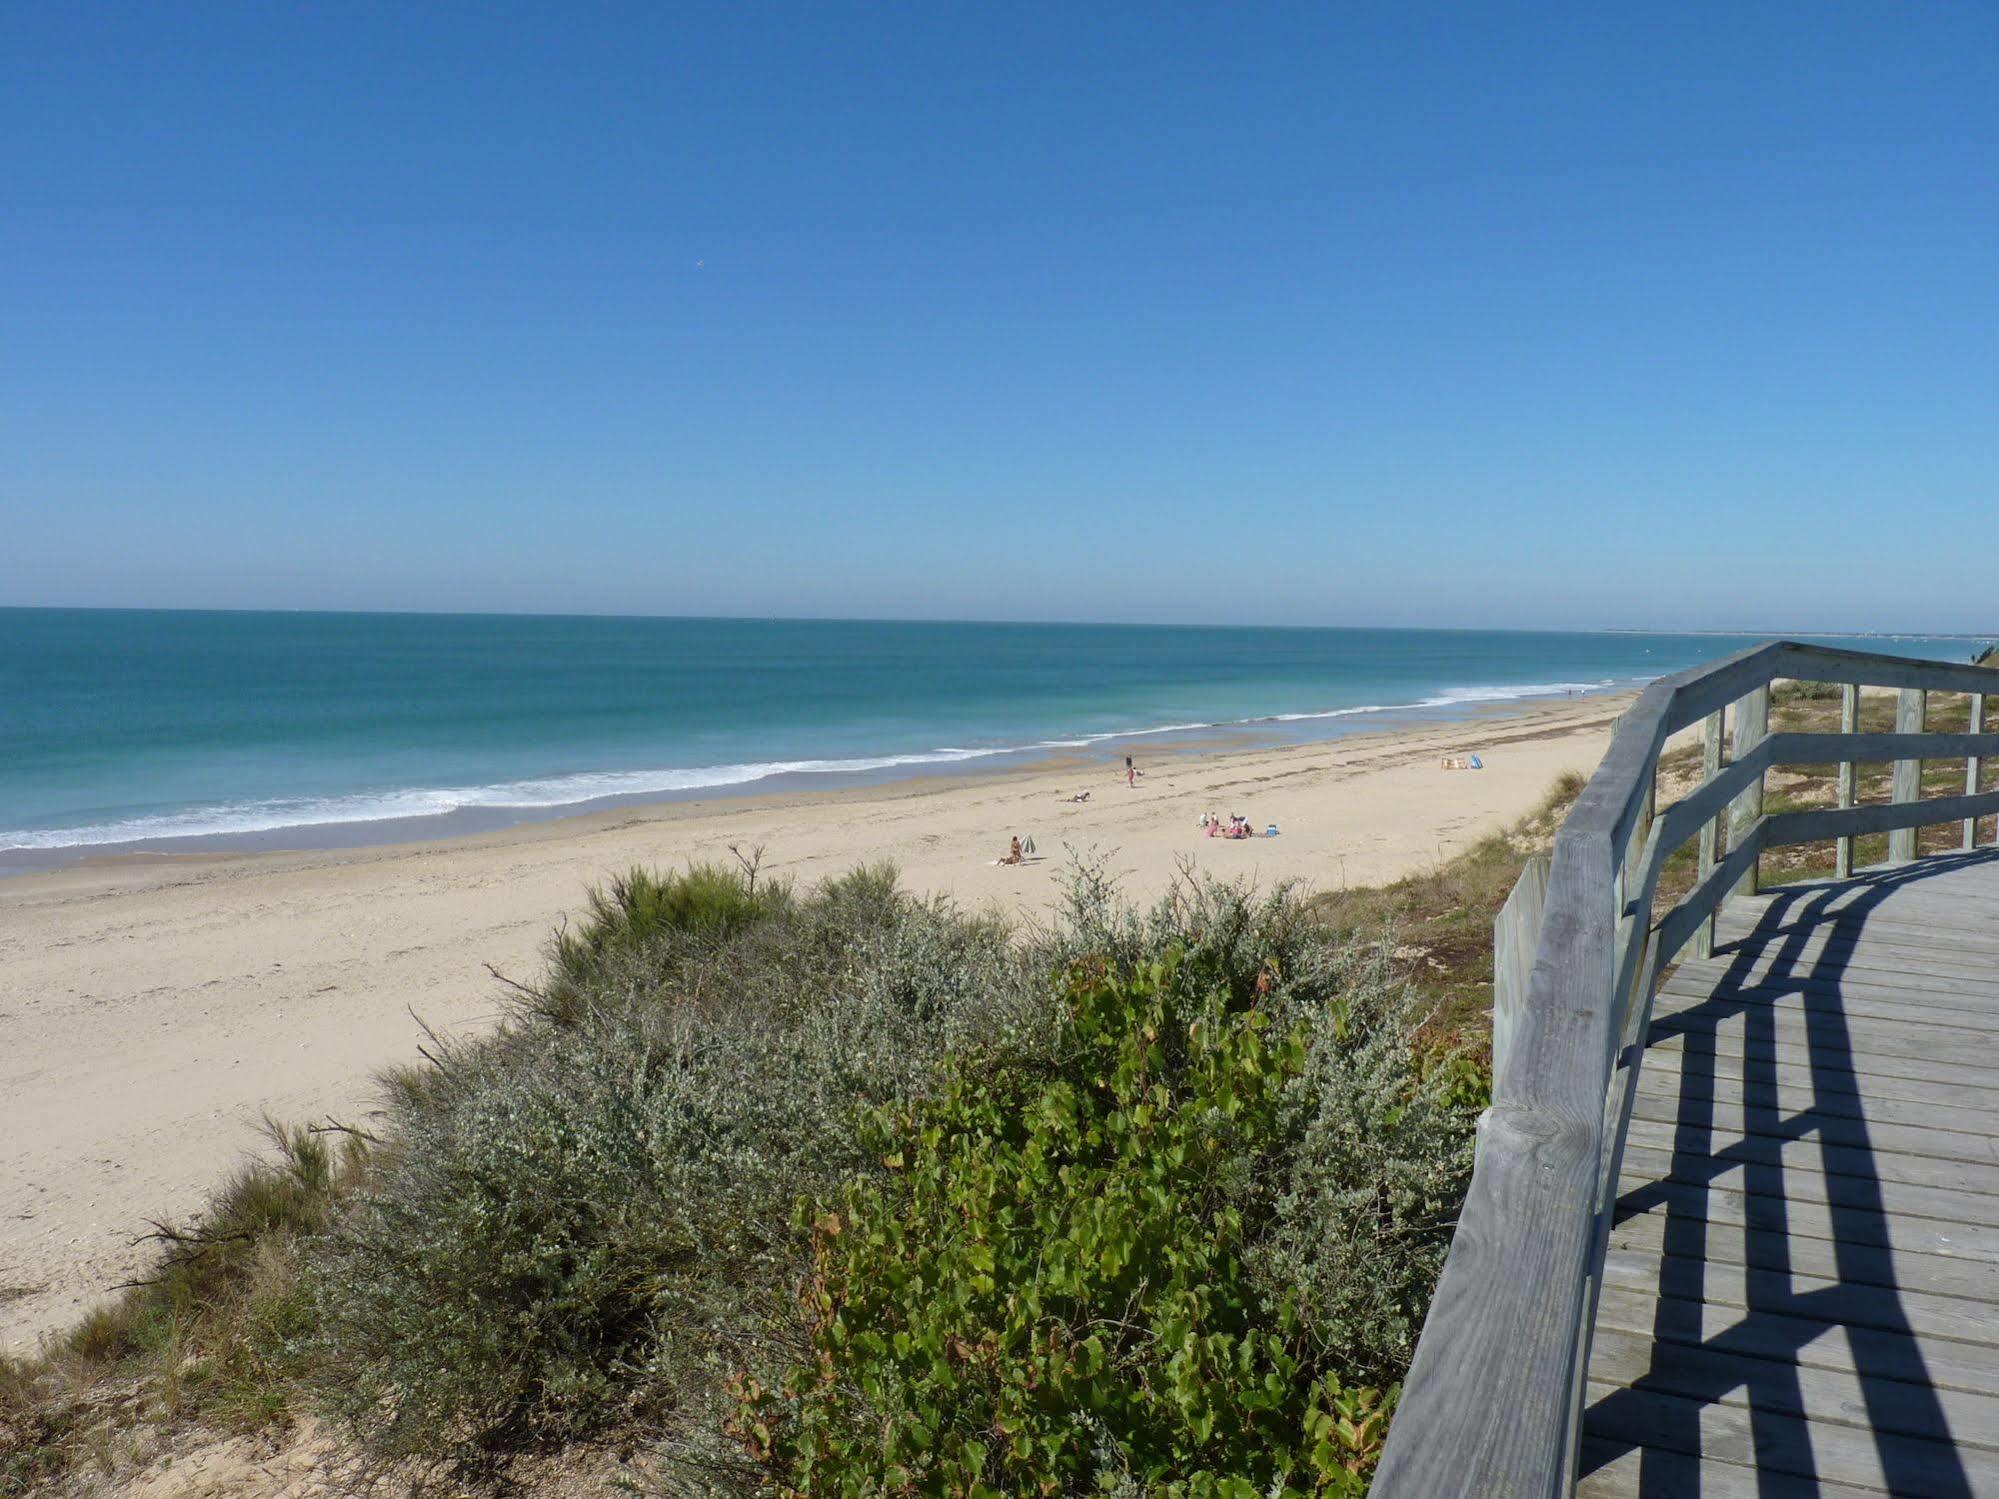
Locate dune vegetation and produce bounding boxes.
[4,840,1511,1496]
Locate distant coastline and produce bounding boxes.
[2,612,1982,875]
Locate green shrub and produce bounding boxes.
[536,863,793,1024]
[8,856,1484,1493]
[1255,944,1482,1383]
[735,949,1405,1495]
[303,864,1047,1466]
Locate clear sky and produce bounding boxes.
[2,4,1993,631]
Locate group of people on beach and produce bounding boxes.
[1200,811,1272,840]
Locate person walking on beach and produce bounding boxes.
[1125,754,1136,789]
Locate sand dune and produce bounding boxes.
[0,694,1631,1351]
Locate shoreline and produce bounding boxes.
[0,691,1633,1351]
[0,684,1632,878]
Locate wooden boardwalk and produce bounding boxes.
[1579,850,1999,1497]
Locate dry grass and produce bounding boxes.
[1308,769,1590,1044]
[1306,675,1997,1058]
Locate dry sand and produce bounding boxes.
[0,693,1632,1352]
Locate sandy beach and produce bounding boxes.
[0,693,1631,1351]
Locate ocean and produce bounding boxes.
[0,609,1982,870]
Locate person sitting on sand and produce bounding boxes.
[1000,836,1024,865]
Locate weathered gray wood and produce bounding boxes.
[1726,685,1768,899]
[1767,640,1999,696]
[1590,1293,1999,1431]
[1586,1324,1999,1449]
[1600,1243,1999,1350]
[1655,833,1761,966]
[1582,1379,1999,1495]
[1372,829,1619,1497]
[1376,645,1999,1499]
[1609,1188,1999,1301]
[1658,643,1788,736]
[1837,681,1859,877]
[1612,1171,1999,1263]
[1760,729,1999,764]
[1619,1137,1999,1223]
[1579,1438,1887,1498]
[1693,708,1725,959]
[1761,786,1999,848]
[1889,686,1925,861]
[1969,693,1988,852]
[1634,1043,1999,1124]
[1492,854,1551,1085]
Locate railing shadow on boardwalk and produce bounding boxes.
[1580,848,1999,1497]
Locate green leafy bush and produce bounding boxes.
[736,951,1400,1495]
[302,864,1047,1465]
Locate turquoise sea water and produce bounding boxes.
[0,610,1984,869]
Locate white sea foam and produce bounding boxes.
[1264,680,1616,722]
[0,678,1625,852]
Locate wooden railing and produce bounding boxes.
[1370,641,1999,1498]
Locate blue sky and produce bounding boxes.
[2,3,1993,630]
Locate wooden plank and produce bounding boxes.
[1621,1138,1999,1229]
[1644,1006,1999,1081]
[1728,685,1770,899]
[1625,1085,1999,1170]
[1666,945,1999,998]
[1685,928,1999,978]
[1492,854,1550,1085]
[1658,642,1788,736]
[1593,1282,1999,1400]
[1715,908,1999,955]
[1657,834,1762,966]
[1663,965,1999,1019]
[1651,973,1999,1031]
[1970,693,1988,853]
[1585,1324,1999,1451]
[1636,1042,1999,1122]
[1580,1378,1999,1495]
[1716,910,1999,959]
[1767,640,1999,697]
[1579,1437,1886,1498]
[1601,1244,1999,1351]
[1695,708,1725,960]
[1637,1021,1999,1094]
[1628,1060,1999,1145]
[1621,1112,1999,1201]
[1761,730,1999,766]
[1763,787,1999,849]
[1700,957,1999,1000]
[1838,682,1860,878]
[1611,1174,1999,1267]
[1607,1206,1999,1307]
[1890,687,1927,862]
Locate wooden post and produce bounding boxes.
[1617,775,1656,1040]
[1694,708,1725,959]
[1968,694,1987,852]
[1889,687,1926,862]
[1491,853,1551,1089]
[1726,684,1770,900]
[1836,683,1859,878]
